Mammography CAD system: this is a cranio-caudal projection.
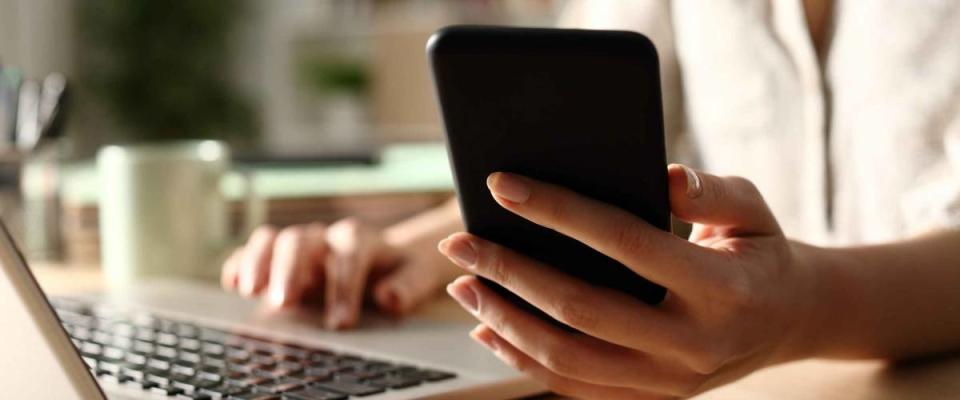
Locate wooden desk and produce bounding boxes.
[32,265,960,400]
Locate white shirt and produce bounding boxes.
[562,0,960,246]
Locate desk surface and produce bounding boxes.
[32,265,960,400]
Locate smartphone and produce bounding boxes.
[428,26,670,323]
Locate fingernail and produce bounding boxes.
[326,303,351,329]
[472,330,499,352]
[269,288,286,307]
[241,280,255,297]
[378,286,406,313]
[487,173,530,203]
[439,237,477,269]
[679,165,703,198]
[447,283,479,314]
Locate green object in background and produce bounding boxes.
[76,0,256,143]
[61,142,455,206]
[298,56,370,96]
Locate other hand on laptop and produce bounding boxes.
[221,201,463,330]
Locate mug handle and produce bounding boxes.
[226,168,266,242]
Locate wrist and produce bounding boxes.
[779,241,864,362]
[772,241,841,363]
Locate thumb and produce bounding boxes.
[667,164,781,236]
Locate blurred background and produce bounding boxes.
[0,0,566,273]
[2,0,563,152]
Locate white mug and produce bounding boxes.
[96,140,262,287]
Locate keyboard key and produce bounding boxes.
[133,340,155,354]
[110,322,137,337]
[150,384,185,397]
[156,345,179,359]
[101,346,126,362]
[80,341,102,356]
[281,388,347,400]
[254,381,304,394]
[303,366,337,379]
[99,372,134,385]
[172,361,198,376]
[147,358,172,372]
[200,328,227,342]
[82,355,98,369]
[229,393,281,400]
[124,351,148,366]
[158,332,180,346]
[422,369,457,382]
[203,342,226,356]
[178,324,200,338]
[311,381,384,396]
[199,384,249,399]
[173,378,217,394]
[180,338,202,351]
[179,350,202,364]
[176,393,213,400]
[147,374,172,386]
[135,329,157,342]
[366,372,423,390]
[121,366,147,382]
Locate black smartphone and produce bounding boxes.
[428,26,670,323]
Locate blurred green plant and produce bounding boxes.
[297,56,369,96]
[77,0,256,142]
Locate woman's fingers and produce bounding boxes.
[438,233,687,356]
[470,325,672,400]
[666,164,781,237]
[237,226,279,296]
[372,258,436,316]
[221,248,242,290]
[485,172,720,290]
[448,276,699,395]
[323,219,383,329]
[265,223,328,307]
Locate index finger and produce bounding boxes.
[486,172,721,290]
[323,218,381,329]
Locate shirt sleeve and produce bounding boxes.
[557,0,695,166]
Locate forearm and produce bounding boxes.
[799,229,960,360]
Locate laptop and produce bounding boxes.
[0,220,545,399]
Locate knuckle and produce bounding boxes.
[725,176,766,209]
[684,344,726,375]
[539,343,580,377]
[731,280,759,309]
[553,294,600,331]
[482,305,510,333]
[252,225,278,238]
[275,226,305,247]
[329,217,362,237]
[481,245,512,287]
[543,193,570,223]
[719,274,761,312]
[610,220,652,254]
[327,218,369,252]
[728,176,760,195]
[707,175,727,203]
[670,370,708,397]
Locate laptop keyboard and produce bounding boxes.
[51,297,456,400]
